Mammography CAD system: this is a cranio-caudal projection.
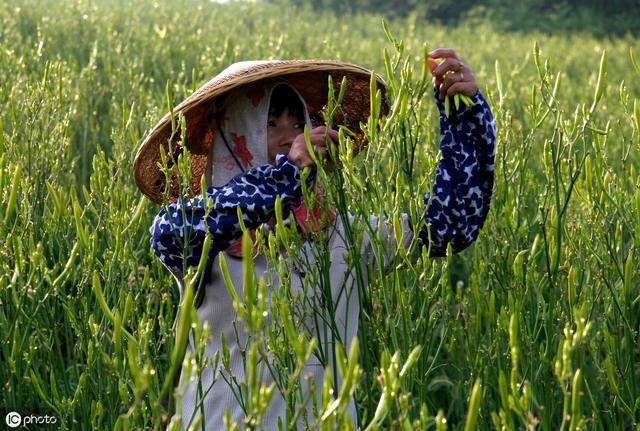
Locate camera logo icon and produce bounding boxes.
[5,412,22,428]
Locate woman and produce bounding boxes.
[135,50,495,429]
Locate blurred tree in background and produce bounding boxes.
[271,0,639,36]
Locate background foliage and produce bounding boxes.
[0,0,639,429]
[273,0,640,36]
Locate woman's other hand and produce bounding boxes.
[288,126,339,170]
[428,48,478,100]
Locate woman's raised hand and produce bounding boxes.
[428,48,478,100]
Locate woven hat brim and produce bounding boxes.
[133,60,388,204]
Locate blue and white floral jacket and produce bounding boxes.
[150,89,496,273]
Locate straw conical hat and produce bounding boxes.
[133,60,388,204]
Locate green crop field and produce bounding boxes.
[1,0,639,429]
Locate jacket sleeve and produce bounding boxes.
[149,154,306,274]
[417,87,496,256]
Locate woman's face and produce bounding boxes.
[267,108,306,164]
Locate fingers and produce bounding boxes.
[308,126,339,148]
[311,144,329,159]
[432,57,464,78]
[445,81,477,98]
[428,48,466,87]
[440,71,461,96]
[428,58,439,74]
[324,128,339,145]
[430,56,465,89]
[438,68,477,98]
[307,132,335,154]
[429,48,460,60]
[309,126,339,140]
[289,127,339,170]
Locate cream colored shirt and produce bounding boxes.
[173,213,412,430]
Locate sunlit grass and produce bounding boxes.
[1,0,639,429]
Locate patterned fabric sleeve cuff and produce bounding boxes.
[149,155,311,275]
[433,86,483,123]
[417,85,495,256]
[277,154,301,181]
[278,154,315,190]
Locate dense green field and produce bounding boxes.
[1,0,639,429]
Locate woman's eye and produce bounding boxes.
[294,123,305,129]
[267,120,276,127]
